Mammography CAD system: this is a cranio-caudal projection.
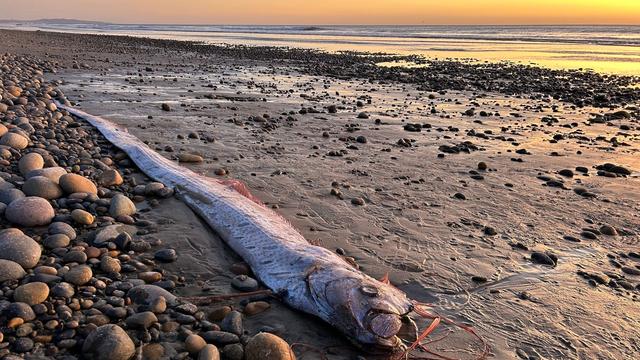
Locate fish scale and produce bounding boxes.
[58,103,413,351]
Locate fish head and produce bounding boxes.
[316,270,413,352]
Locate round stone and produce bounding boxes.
[26,167,67,183]
[5,302,36,321]
[18,153,44,176]
[14,282,49,305]
[244,301,271,316]
[109,194,136,217]
[198,344,221,360]
[82,324,135,360]
[0,259,27,281]
[22,176,63,199]
[0,228,42,268]
[154,248,177,262]
[0,188,25,205]
[98,169,123,187]
[245,333,295,360]
[125,311,158,329]
[0,132,29,150]
[128,285,178,308]
[231,275,259,292]
[6,196,55,226]
[100,255,121,273]
[59,173,98,194]
[43,234,71,249]
[71,209,95,225]
[51,282,75,298]
[64,265,93,285]
[185,334,207,354]
[49,222,77,240]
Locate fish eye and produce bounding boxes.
[360,285,379,297]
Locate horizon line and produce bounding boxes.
[1,18,639,27]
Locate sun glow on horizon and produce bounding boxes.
[1,0,639,25]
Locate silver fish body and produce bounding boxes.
[60,104,413,350]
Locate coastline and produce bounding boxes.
[0,28,639,359]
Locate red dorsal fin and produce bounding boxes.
[379,272,391,285]
[220,180,264,206]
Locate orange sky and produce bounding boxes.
[2,0,639,25]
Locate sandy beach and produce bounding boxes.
[0,28,639,359]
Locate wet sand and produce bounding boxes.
[1,29,639,359]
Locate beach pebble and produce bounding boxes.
[178,153,204,163]
[82,324,135,360]
[0,188,26,205]
[98,169,124,186]
[0,132,29,149]
[600,225,618,236]
[100,255,121,273]
[198,344,221,360]
[203,331,239,345]
[13,338,34,353]
[22,176,63,199]
[6,196,55,226]
[128,284,177,308]
[13,282,49,305]
[161,103,171,111]
[27,167,67,183]
[18,153,44,175]
[51,282,75,298]
[185,334,207,354]
[0,259,27,281]
[244,301,270,316]
[125,311,158,329]
[59,173,98,194]
[109,194,136,217]
[245,333,295,360]
[154,248,177,262]
[49,221,77,240]
[71,208,95,225]
[43,233,70,249]
[231,275,259,292]
[222,344,244,360]
[5,302,36,321]
[64,265,93,285]
[531,252,556,266]
[0,228,42,268]
[221,311,243,335]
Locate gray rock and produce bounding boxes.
[0,188,25,205]
[125,311,158,329]
[82,324,135,360]
[51,282,75,298]
[0,259,26,282]
[22,176,63,199]
[26,167,67,183]
[5,196,55,226]
[128,285,177,308]
[43,233,71,249]
[109,194,136,217]
[0,228,42,268]
[49,221,77,240]
[18,153,44,176]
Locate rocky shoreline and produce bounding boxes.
[0,53,298,360]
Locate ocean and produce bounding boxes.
[3,21,640,75]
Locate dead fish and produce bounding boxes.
[59,104,414,352]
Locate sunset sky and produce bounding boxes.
[1,0,639,25]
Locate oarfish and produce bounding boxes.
[59,104,415,352]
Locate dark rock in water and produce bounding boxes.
[472,276,488,283]
[531,252,556,266]
[154,248,177,262]
[357,112,369,119]
[483,226,497,236]
[477,162,487,171]
[453,193,466,200]
[82,324,135,360]
[403,123,422,132]
[439,141,479,154]
[231,275,259,292]
[351,197,365,206]
[221,310,243,335]
[161,103,171,111]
